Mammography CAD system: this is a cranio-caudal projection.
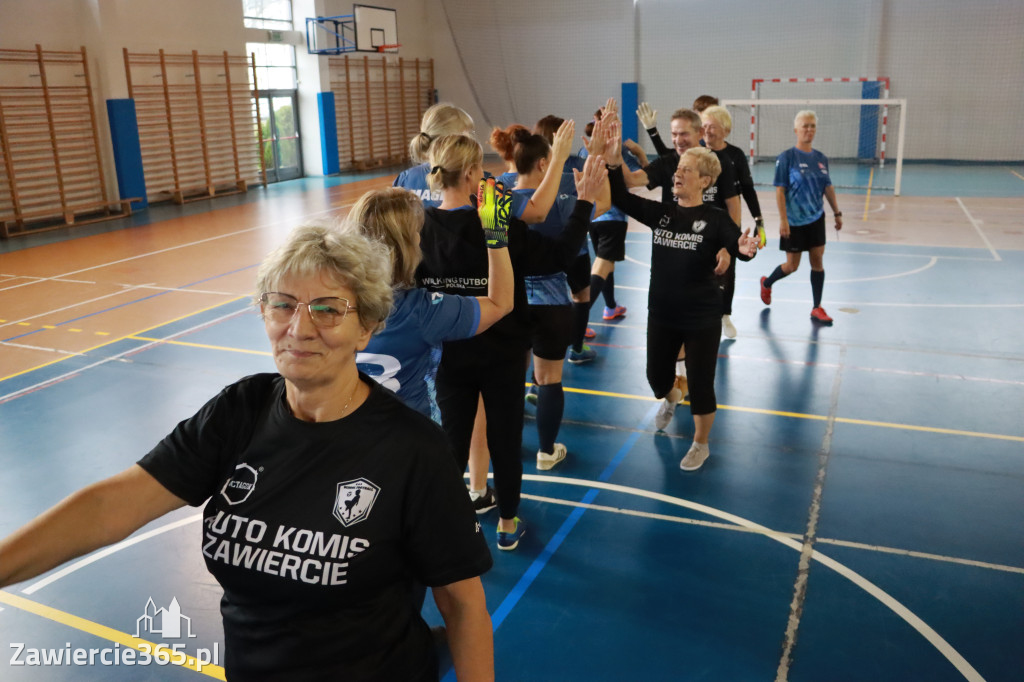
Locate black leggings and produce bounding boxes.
[646,317,722,415]
[436,351,529,520]
[718,260,736,316]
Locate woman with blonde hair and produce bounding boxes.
[345,187,513,422]
[417,133,607,550]
[603,119,757,472]
[0,225,495,680]
[394,102,475,207]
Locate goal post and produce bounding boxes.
[721,98,907,196]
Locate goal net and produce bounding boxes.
[722,97,907,195]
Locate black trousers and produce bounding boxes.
[436,349,530,520]
[646,317,722,415]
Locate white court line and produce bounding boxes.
[13,471,989,680]
[0,284,152,330]
[956,197,1001,262]
[0,200,359,294]
[0,306,250,404]
[519,493,1024,575]
[827,256,937,283]
[0,341,87,357]
[516,475,985,682]
[21,514,203,595]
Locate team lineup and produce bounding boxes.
[0,93,844,681]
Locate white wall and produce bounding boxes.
[2,0,1021,189]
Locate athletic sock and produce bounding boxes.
[535,383,564,454]
[676,358,687,377]
[572,301,590,352]
[810,269,825,308]
[588,274,606,310]
[602,273,617,308]
[764,264,789,288]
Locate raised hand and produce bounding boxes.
[604,119,623,166]
[477,178,512,249]
[572,154,608,204]
[637,101,657,130]
[601,96,618,118]
[551,119,575,164]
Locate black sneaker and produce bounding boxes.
[470,486,497,514]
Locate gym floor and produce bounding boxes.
[1,162,1022,681]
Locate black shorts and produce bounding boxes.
[780,213,826,252]
[528,304,573,360]
[590,220,627,261]
[566,252,591,294]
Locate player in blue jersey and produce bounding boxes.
[759,110,843,325]
[494,124,597,470]
[580,104,648,335]
[393,103,475,208]
[346,188,513,422]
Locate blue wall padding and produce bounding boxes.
[106,99,147,209]
[621,83,639,145]
[318,92,339,175]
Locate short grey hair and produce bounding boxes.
[255,225,393,334]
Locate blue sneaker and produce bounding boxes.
[568,345,597,365]
[603,305,627,320]
[497,517,525,551]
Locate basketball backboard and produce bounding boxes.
[354,5,398,52]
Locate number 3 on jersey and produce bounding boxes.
[356,352,401,393]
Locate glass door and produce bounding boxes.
[257,91,302,183]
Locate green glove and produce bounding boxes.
[477,178,511,249]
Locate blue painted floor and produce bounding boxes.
[1,166,1023,680]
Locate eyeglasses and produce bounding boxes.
[260,292,358,328]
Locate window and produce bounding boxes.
[246,43,296,90]
[242,0,293,30]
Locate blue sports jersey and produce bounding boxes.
[393,162,442,207]
[774,147,832,226]
[357,287,480,422]
[510,188,577,305]
[496,170,518,188]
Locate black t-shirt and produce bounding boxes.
[722,142,762,219]
[645,148,739,210]
[138,374,491,681]
[611,167,743,329]
[415,201,593,368]
[644,152,680,205]
[703,148,740,211]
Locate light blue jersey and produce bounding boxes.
[510,188,577,305]
[774,147,832,226]
[357,288,479,422]
[394,162,442,207]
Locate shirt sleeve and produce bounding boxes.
[412,289,482,343]
[137,378,265,506]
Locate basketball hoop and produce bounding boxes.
[376,44,400,53]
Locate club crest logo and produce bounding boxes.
[692,220,707,234]
[658,214,672,227]
[333,478,380,527]
[220,463,258,505]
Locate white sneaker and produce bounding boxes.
[680,442,710,471]
[722,314,737,339]
[537,443,567,471]
[654,387,683,431]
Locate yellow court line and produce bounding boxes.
[0,590,225,679]
[862,166,875,221]
[0,296,251,383]
[558,385,1024,443]
[130,336,271,356]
